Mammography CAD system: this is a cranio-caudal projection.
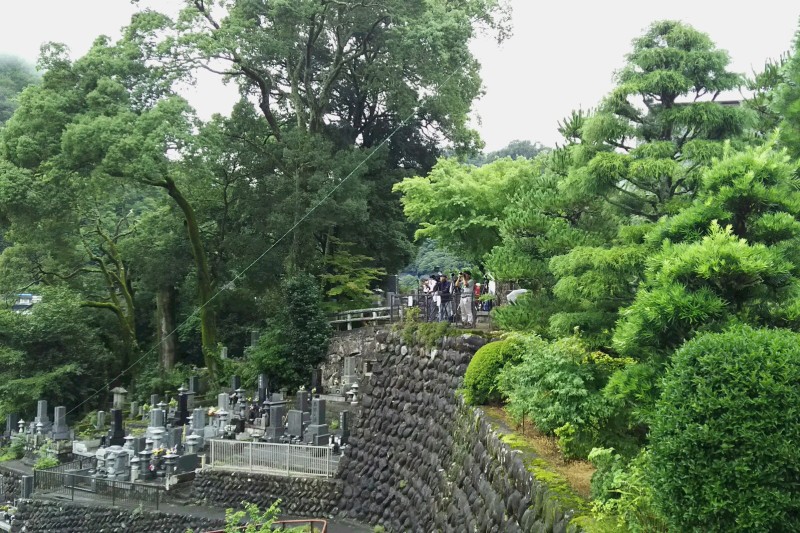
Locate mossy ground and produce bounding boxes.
[484,406,624,533]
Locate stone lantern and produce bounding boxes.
[111,387,128,410]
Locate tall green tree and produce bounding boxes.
[0,56,38,126]
[0,287,114,419]
[573,20,746,220]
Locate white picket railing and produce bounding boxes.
[208,440,334,478]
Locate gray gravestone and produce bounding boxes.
[36,400,48,423]
[258,374,268,404]
[150,394,160,408]
[4,414,18,437]
[263,404,285,441]
[217,393,230,412]
[270,391,284,402]
[168,427,183,449]
[343,356,358,389]
[297,390,310,413]
[191,408,206,432]
[150,408,165,428]
[130,401,139,418]
[313,434,330,446]
[109,409,125,446]
[20,476,33,498]
[339,410,350,444]
[188,376,200,394]
[132,436,147,454]
[36,400,51,433]
[230,375,241,391]
[96,410,106,430]
[311,368,322,393]
[52,406,69,440]
[287,410,303,437]
[176,453,199,472]
[177,393,189,426]
[311,398,326,425]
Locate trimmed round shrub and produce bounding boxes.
[650,326,800,532]
[463,339,517,405]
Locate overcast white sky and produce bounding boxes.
[1,0,798,151]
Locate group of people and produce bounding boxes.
[419,270,493,326]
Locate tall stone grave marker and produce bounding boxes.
[339,410,350,444]
[35,400,51,434]
[109,409,125,446]
[4,414,18,437]
[297,389,310,413]
[287,410,304,438]
[258,374,269,404]
[264,404,285,441]
[343,356,358,390]
[52,406,70,440]
[305,398,328,443]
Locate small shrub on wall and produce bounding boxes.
[649,326,800,532]
[462,338,520,405]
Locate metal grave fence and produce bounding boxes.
[33,469,165,509]
[209,440,335,478]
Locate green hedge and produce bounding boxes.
[650,326,800,532]
[463,339,517,405]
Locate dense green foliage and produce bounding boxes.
[0,56,37,125]
[651,327,800,531]
[0,288,113,420]
[0,0,506,418]
[649,327,800,532]
[244,274,331,390]
[462,338,518,405]
[395,18,800,531]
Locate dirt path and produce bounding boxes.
[481,406,595,499]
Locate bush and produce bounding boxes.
[589,448,668,533]
[498,336,601,434]
[649,326,800,532]
[462,338,519,405]
[34,454,59,470]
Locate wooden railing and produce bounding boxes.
[208,440,335,478]
[329,306,400,330]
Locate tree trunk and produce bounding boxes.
[156,286,177,371]
[163,178,220,378]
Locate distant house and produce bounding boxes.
[12,294,42,314]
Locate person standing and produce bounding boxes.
[438,273,452,322]
[460,271,475,326]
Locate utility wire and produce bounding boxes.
[66,60,467,416]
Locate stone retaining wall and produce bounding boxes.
[0,465,23,501]
[337,329,586,532]
[192,470,342,517]
[10,500,225,532]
